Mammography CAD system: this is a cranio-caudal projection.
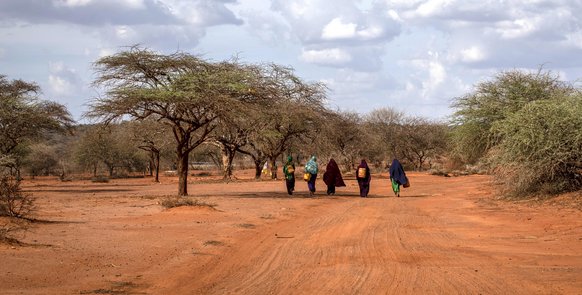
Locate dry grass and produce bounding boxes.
[160,197,216,209]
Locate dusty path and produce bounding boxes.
[2,172,581,294]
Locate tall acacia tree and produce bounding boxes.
[237,64,327,179]
[89,47,261,196]
[0,74,73,175]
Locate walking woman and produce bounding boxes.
[283,155,296,195]
[356,159,371,197]
[323,158,346,195]
[304,156,319,196]
[389,158,408,197]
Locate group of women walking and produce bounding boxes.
[283,156,408,197]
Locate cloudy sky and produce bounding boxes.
[1,0,582,122]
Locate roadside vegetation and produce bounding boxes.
[1,46,581,243]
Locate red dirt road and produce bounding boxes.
[2,171,581,294]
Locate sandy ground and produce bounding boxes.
[1,170,581,294]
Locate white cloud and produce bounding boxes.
[2,0,582,121]
[54,0,93,7]
[301,48,352,65]
[494,17,540,39]
[322,18,357,40]
[54,0,146,9]
[460,46,486,63]
[565,31,582,49]
[48,61,82,97]
[115,26,137,40]
[427,60,446,89]
[386,10,402,22]
[48,75,72,96]
[358,25,384,40]
[416,0,455,17]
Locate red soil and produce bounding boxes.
[1,170,581,294]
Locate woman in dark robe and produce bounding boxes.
[389,158,408,197]
[356,159,371,197]
[283,155,295,195]
[323,158,346,195]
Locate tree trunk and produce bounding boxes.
[154,152,160,183]
[177,151,189,196]
[269,157,278,179]
[148,157,154,176]
[254,159,262,179]
[221,146,236,180]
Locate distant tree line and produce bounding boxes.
[1,47,579,200]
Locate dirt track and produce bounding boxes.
[2,171,581,294]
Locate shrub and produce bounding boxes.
[160,197,216,209]
[451,69,572,164]
[0,176,35,218]
[491,96,582,196]
[0,176,35,244]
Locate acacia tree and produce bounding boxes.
[73,124,142,177]
[207,63,277,180]
[128,119,172,182]
[317,110,366,171]
[400,117,448,170]
[211,115,254,180]
[89,47,265,195]
[362,107,405,167]
[0,75,73,176]
[237,64,327,179]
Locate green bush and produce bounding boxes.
[491,96,582,196]
[451,69,572,164]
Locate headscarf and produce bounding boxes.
[323,159,346,187]
[389,159,407,185]
[357,159,371,182]
[305,156,318,174]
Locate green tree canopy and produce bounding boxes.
[0,75,74,172]
[451,68,573,163]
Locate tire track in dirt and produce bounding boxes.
[144,175,575,294]
[156,190,563,294]
[7,174,580,294]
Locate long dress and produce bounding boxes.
[283,156,295,195]
[356,160,371,197]
[389,159,407,197]
[323,159,346,195]
[305,156,319,195]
